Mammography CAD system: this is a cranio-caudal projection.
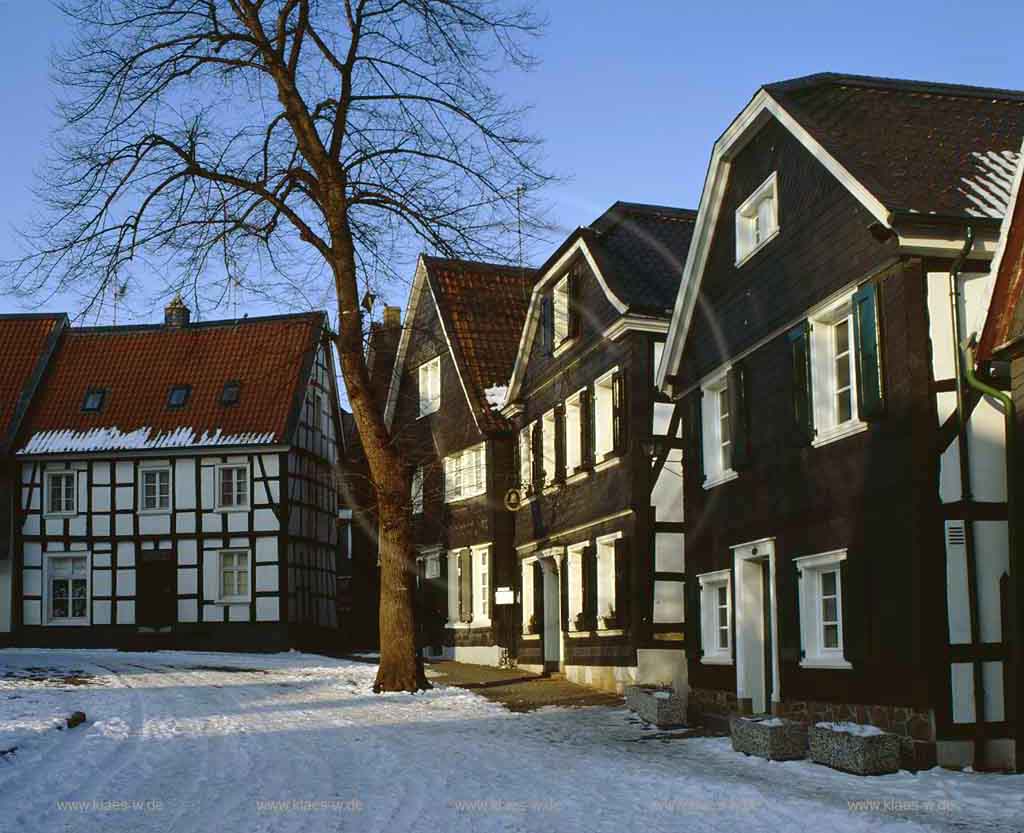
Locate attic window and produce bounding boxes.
[736,173,779,265]
[168,385,191,409]
[82,387,107,413]
[221,381,241,406]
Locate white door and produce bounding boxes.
[732,538,779,714]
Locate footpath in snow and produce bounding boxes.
[1,648,1023,833]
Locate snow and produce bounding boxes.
[484,384,508,410]
[759,717,786,727]
[18,427,278,455]
[817,721,887,737]
[960,149,1021,219]
[2,649,1024,833]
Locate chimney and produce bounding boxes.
[382,306,401,328]
[165,295,191,327]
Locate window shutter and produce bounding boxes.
[582,545,598,630]
[567,270,581,339]
[540,296,553,355]
[686,390,704,478]
[726,364,750,469]
[531,420,543,490]
[554,404,566,482]
[787,321,814,445]
[840,556,865,665]
[852,282,885,420]
[580,387,595,469]
[513,429,521,489]
[776,562,801,663]
[559,558,569,631]
[532,561,545,627]
[459,551,473,623]
[612,371,628,454]
[614,537,630,628]
[686,577,702,658]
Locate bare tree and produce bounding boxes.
[3,0,552,691]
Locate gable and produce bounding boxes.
[0,314,66,452]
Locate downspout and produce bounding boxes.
[949,226,987,767]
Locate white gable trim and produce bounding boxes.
[505,236,626,405]
[985,137,1024,296]
[424,274,484,434]
[656,88,892,395]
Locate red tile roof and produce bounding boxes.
[0,314,66,451]
[17,312,326,454]
[423,256,538,432]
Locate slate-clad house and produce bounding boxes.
[0,314,67,641]
[385,256,537,665]
[501,202,695,692]
[11,301,344,650]
[657,74,1024,769]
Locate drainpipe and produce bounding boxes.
[948,226,987,768]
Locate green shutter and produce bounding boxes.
[612,371,628,453]
[531,420,543,490]
[787,321,814,445]
[583,545,598,630]
[613,537,630,628]
[559,558,569,631]
[852,282,885,420]
[686,390,704,478]
[568,269,581,339]
[554,403,566,483]
[840,556,865,665]
[727,364,750,469]
[532,561,545,627]
[580,387,594,468]
[540,295,553,355]
[686,576,702,659]
[459,551,473,623]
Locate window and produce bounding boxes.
[542,409,557,486]
[45,471,77,516]
[594,370,615,458]
[701,374,737,489]
[521,558,536,635]
[418,356,441,416]
[519,424,533,491]
[445,443,486,502]
[306,391,324,433]
[796,550,851,668]
[476,546,490,620]
[698,569,732,663]
[140,467,171,512]
[735,173,779,264]
[411,466,424,515]
[219,550,250,602]
[566,544,586,629]
[553,275,570,344]
[596,533,619,628]
[167,385,191,409]
[217,465,249,509]
[809,296,866,445]
[221,381,241,406]
[81,387,107,413]
[424,555,441,580]
[46,556,89,624]
[565,391,583,475]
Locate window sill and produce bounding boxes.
[138,508,172,516]
[594,455,621,473]
[214,505,250,514]
[215,598,251,605]
[542,483,560,496]
[568,629,595,638]
[43,512,78,520]
[44,619,90,627]
[812,420,868,449]
[702,469,738,490]
[416,408,440,420]
[735,227,780,268]
[553,337,577,358]
[800,657,853,671]
[700,654,733,666]
[445,491,486,505]
[597,628,625,637]
[565,468,590,484]
[521,632,540,640]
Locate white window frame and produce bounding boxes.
[411,466,424,515]
[795,550,851,669]
[311,391,325,434]
[701,372,738,490]
[595,531,622,629]
[809,293,868,447]
[565,389,584,476]
[43,553,90,626]
[521,556,538,636]
[472,543,492,626]
[216,464,250,511]
[217,549,251,603]
[566,542,587,630]
[698,569,732,664]
[519,422,534,493]
[423,553,441,580]
[542,408,557,487]
[418,356,441,417]
[553,274,571,347]
[138,465,172,514]
[594,368,617,460]
[735,172,780,265]
[444,443,487,503]
[44,470,77,517]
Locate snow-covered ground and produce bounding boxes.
[1,649,1023,833]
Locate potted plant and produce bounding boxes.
[525,615,538,635]
[601,607,620,629]
[573,612,587,632]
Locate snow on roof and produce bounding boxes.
[961,150,1021,218]
[18,426,278,455]
[484,384,508,411]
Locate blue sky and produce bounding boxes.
[2,1,1024,323]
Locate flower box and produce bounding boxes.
[730,716,808,761]
[809,722,901,775]
[624,685,687,728]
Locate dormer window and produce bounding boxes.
[168,385,191,409]
[553,275,570,344]
[221,381,241,406]
[82,387,107,413]
[735,173,779,265]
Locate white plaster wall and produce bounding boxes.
[653,580,685,624]
[975,520,1010,644]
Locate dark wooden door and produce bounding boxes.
[137,551,176,628]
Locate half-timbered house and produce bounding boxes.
[11,301,344,651]
[385,256,537,666]
[501,201,695,692]
[1,314,67,642]
[656,73,1024,769]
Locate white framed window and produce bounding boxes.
[519,423,534,491]
[565,390,584,475]
[218,550,250,602]
[553,274,570,344]
[596,532,621,628]
[418,356,441,416]
[810,294,867,446]
[424,554,441,580]
[44,470,77,517]
[594,369,616,459]
[44,555,89,625]
[411,466,424,515]
[473,544,491,623]
[735,172,779,264]
[445,443,486,502]
[566,543,586,630]
[542,408,557,486]
[701,373,737,489]
[308,391,325,434]
[796,550,851,669]
[139,466,171,513]
[698,569,732,664]
[217,464,249,510]
[521,557,537,635]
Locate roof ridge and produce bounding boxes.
[421,253,538,274]
[68,310,326,334]
[766,72,1024,103]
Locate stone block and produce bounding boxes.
[810,723,901,775]
[730,716,808,761]
[625,685,687,728]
